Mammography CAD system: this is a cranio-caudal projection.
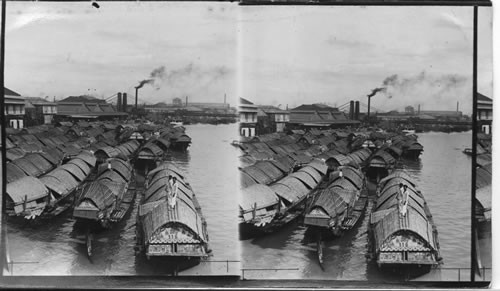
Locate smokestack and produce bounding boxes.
[185,96,188,107]
[418,104,420,115]
[123,93,127,112]
[349,101,354,120]
[355,101,360,120]
[367,96,371,120]
[224,93,226,105]
[117,92,122,112]
[457,101,459,113]
[135,87,139,110]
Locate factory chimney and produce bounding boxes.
[117,92,122,112]
[457,101,459,113]
[349,101,355,120]
[418,104,420,115]
[135,87,139,110]
[354,101,360,120]
[224,93,226,105]
[123,93,127,112]
[185,96,188,107]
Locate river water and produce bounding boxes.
[241,131,472,282]
[4,123,240,276]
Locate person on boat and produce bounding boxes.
[169,177,179,209]
[400,184,409,216]
[165,175,173,199]
[398,183,405,214]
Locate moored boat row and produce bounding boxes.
[238,127,438,275]
[6,151,96,219]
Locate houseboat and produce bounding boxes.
[304,165,368,264]
[369,170,442,275]
[72,156,135,257]
[136,163,210,264]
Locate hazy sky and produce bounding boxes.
[5,3,493,114]
[241,6,493,114]
[5,2,238,105]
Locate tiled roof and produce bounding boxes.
[86,103,103,113]
[289,110,354,125]
[59,95,107,103]
[4,87,21,96]
[25,97,56,108]
[240,97,254,105]
[291,104,338,111]
[57,102,126,116]
[477,92,492,102]
[258,105,290,114]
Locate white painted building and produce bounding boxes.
[239,97,258,137]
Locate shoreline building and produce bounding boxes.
[477,93,493,134]
[288,103,360,129]
[25,97,57,126]
[239,97,258,137]
[4,87,25,129]
[56,95,128,121]
[256,105,290,134]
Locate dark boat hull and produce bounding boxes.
[403,150,422,160]
[239,210,301,240]
[366,167,390,182]
[170,142,190,152]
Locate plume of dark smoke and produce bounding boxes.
[144,63,229,91]
[367,87,386,97]
[371,70,468,110]
[135,64,231,104]
[380,71,467,99]
[135,79,153,89]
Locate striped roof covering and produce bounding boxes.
[240,165,274,185]
[98,158,132,182]
[7,163,28,183]
[12,156,44,177]
[369,150,396,168]
[240,183,279,212]
[6,176,49,204]
[138,142,164,159]
[241,161,285,185]
[241,171,258,189]
[371,171,438,255]
[76,159,131,212]
[309,187,358,218]
[140,162,207,245]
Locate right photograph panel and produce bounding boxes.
[474,6,493,282]
[237,5,491,284]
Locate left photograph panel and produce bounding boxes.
[2,1,240,276]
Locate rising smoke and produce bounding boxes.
[136,63,230,95]
[368,71,469,110]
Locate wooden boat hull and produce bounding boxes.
[366,166,390,182]
[239,208,302,239]
[403,150,422,160]
[169,142,191,152]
